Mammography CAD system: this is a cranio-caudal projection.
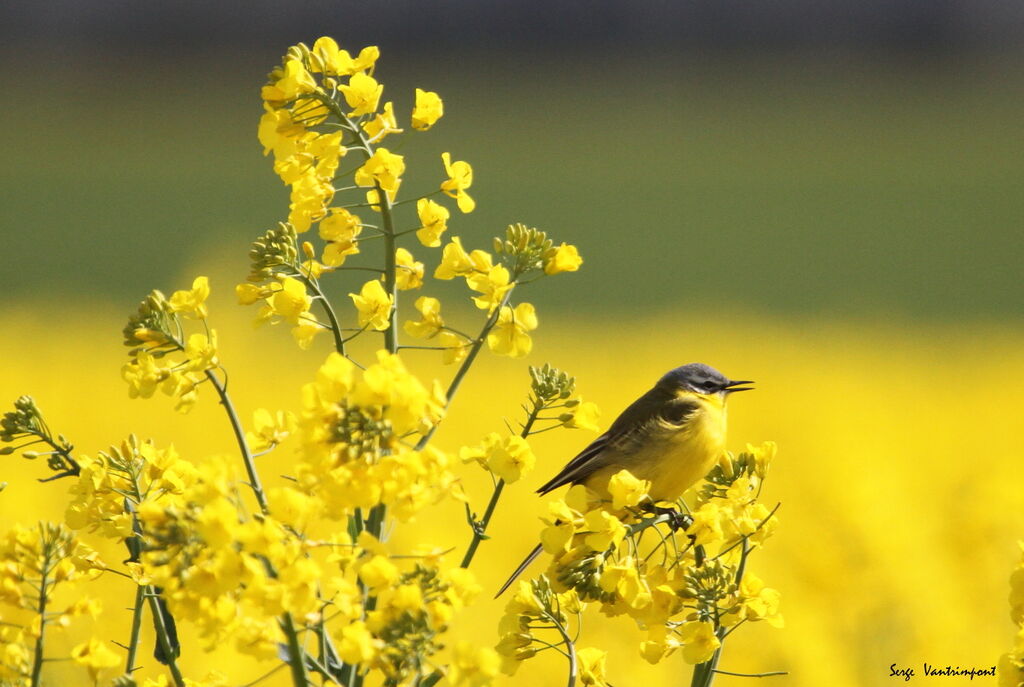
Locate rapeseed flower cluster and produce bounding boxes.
[497,444,782,685]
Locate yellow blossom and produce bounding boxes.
[583,509,626,551]
[486,435,536,483]
[258,107,305,158]
[680,620,721,664]
[349,279,393,331]
[319,208,362,266]
[440,331,469,365]
[448,641,500,686]
[246,408,296,453]
[561,400,601,431]
[269,277,312,324]
[262,58,317,103]
[358,555,399,591]
[71,638,121,681]
[468,264,513,312]
[544,243,583,275]
[404,296,444,339]
[236,283,269,305]
[311,38,379,76]
[363,101,402,141]
[337,620,379,663]
[434,237,492,280]
[291,320,323,350]
[168,275,210,318]
[607,470,651,510]
[183,331,218,372]
[354,147,405,195]
[487,303,538,358]
[440,152,476,213]
[339,71,383,116]
[416,197,450,247]
[411,88,444,130]
[395,247,424,290]
[287,169,334,231]
[540,521,575,554]
[577,647,609,686]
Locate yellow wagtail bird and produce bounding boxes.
[496,363,753,596]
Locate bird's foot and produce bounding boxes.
[643,504,693,532]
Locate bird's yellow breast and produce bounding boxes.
[585,391,728,503]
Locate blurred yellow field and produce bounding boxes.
[2,294,1021,686]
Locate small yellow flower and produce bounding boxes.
[544,243,583,275]
[270,277,312,324]
[448,641,500,686]
[434,237,492,280]
[319,207,362,241]
[680,620,721,664]
[246,408,296,453]
[339,71,383,116]
[486,435,536,484]
[311,38,379,76]
[258,107,305,158]
[440,331,468,365]
[236,283,269,305]
[607,470,650,510]
[349,279,393,331]
[363,101,402,141]
[577,647,609,686]
[416,197,450,247]
[582,509,626,551]
[358,555,399,590]
[262,58,317,103]
[395,247,424,290]
[561,400,601,431]
[354,147,405,195]
[487,303,538,358]
[411,88,444,131]
[183,331,218,372]
[404,296,444,339]
[71,638,121,681]
[337,620,379,663]
[440,152,476,213]
[468,265,513,312]
[168,275,211,318]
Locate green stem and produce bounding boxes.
[460,399,542,568]
[460,480,504,569]
[414,290,514,451]
[29,558,48,687]
[204,370,268,514]
[299,273,346,356]
[378,180,399,355]
[549,613,577,687]
[146,588,186,687]
[281,613,311,687]
[689,538,751,687]
[124,584,146,674]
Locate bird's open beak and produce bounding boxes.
[724,379,754,393]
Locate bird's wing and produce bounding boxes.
[535,385,672,495]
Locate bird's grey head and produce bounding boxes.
[657,363,754,395]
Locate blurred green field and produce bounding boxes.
[2,52,1023,320]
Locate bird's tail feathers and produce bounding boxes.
[495,543,543,598]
